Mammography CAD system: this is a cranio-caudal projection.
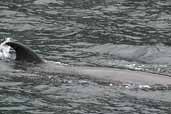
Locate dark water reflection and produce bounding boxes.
[0,0,171,113]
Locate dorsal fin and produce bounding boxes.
[5,42,44,63]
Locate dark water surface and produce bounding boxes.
[0,0,171,113]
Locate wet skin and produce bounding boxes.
[5,41,171,86]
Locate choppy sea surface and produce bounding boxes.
[0,0,171,113]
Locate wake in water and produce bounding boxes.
[0,38,15,60]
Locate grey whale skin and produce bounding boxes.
[5,41,171,85]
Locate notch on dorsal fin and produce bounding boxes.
[5,42,44,63]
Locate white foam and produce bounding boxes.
[0,38,12,60]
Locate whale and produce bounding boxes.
[5,41,171,86]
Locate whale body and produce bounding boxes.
[5,41,171,86]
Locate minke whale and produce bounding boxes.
[5,41,171,86]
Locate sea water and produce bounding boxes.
[0,0,171,113]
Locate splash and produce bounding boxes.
[0,38,13,60]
